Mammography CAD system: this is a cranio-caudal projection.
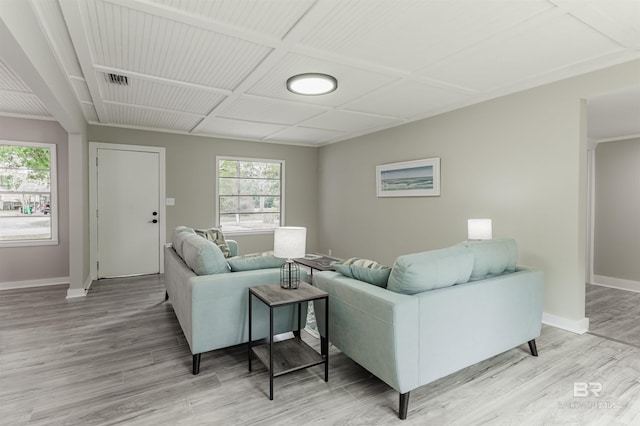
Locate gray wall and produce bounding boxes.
[317,60,640,322]
[0,116,70,283]
[594,138,640,282]
[87,126,318,255]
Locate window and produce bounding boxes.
[216,157,283,234]
[0,141,57,246]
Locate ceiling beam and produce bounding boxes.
[0,0,85,133]
[58,0,110,124]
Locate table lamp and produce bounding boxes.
[274,226,306,289]
[468,219,492,240]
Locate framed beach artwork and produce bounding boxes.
[376,158,440,197]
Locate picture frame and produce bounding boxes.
[376,158,440,197]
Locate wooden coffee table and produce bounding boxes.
[248,282,329,400]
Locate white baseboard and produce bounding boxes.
[0,276,69,291]
[542,312,589,335]
[592,275,640,293]
[66,287,88,298]
[66,275,93,299]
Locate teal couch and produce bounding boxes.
[164,227,308,374]
[313,239,543,419]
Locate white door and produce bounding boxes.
[96,148,160,278]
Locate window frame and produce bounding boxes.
[0,140,58,247]
[215,156,285,235]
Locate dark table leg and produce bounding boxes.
[248,291,252,371]
[269,305,274,400]
[324,296,329,382]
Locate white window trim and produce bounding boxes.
[0,140,58,247]
[216,155,285,236]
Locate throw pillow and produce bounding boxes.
[227,251,286,272]
[334,258,392,288]
[182,234,230,275]
[194,227,232,258]
[386,246,474,295]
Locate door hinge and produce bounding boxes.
[96,156,98,167]
[96,209,99,218]
[97,261,100,272]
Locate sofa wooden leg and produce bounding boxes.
[164,291,169,301]
[399,392,410,420]
[193,354,201,375]
[528,339,538,357]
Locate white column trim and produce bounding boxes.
[542,312,590,335]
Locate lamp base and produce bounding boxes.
[280,259,300,289]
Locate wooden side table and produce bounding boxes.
[295,254,342,278]
[248,282,329,400]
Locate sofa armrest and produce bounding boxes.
[416,267,543,385]
[226,240,238,257]
[313,271,420,393]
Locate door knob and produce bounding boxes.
[152,219,158,224]
[152,212,158,216]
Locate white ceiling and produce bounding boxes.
[1,0,639,146]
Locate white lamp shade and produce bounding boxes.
[468,219,492,240]
[274,227,306,259]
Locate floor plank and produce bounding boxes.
[0,276,638,425]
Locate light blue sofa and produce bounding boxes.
[313,239,543,419]
[164,227,308,374]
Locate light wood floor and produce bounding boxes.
[1,276,639,425]
[586,283,640,348]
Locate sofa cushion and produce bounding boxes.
[458,238,518,281]
[194,227,231,258]
[227,251,285,272]
[172,226,195,259]
[334,258,391,288]
[182,234,230,275]
[386,246,474,295]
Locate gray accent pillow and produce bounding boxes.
[195,227,231,258]
[334,258,391,288]
[227,251,285,272]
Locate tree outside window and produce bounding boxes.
[217,157,283,233]
[0,141,57,245]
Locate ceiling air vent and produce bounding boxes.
[106,73,128,86]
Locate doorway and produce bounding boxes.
[89,143,166,279]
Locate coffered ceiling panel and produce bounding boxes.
[266,126,344,144]
[0,59,52,118]
[0,59,32,93]
[302,110,403,134]
[1,0,639,145]
[422,12,625,92]
[97,75,225,115]
[147,0,316,38]
[346,80,474,120]
[82,0,272,89]
[104,103,201,131]
[219,96,326,126]
[298,0,553,72]
[0,92,51,117]
[198,117,286,141]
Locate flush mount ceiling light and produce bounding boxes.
[286,73,337,95]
